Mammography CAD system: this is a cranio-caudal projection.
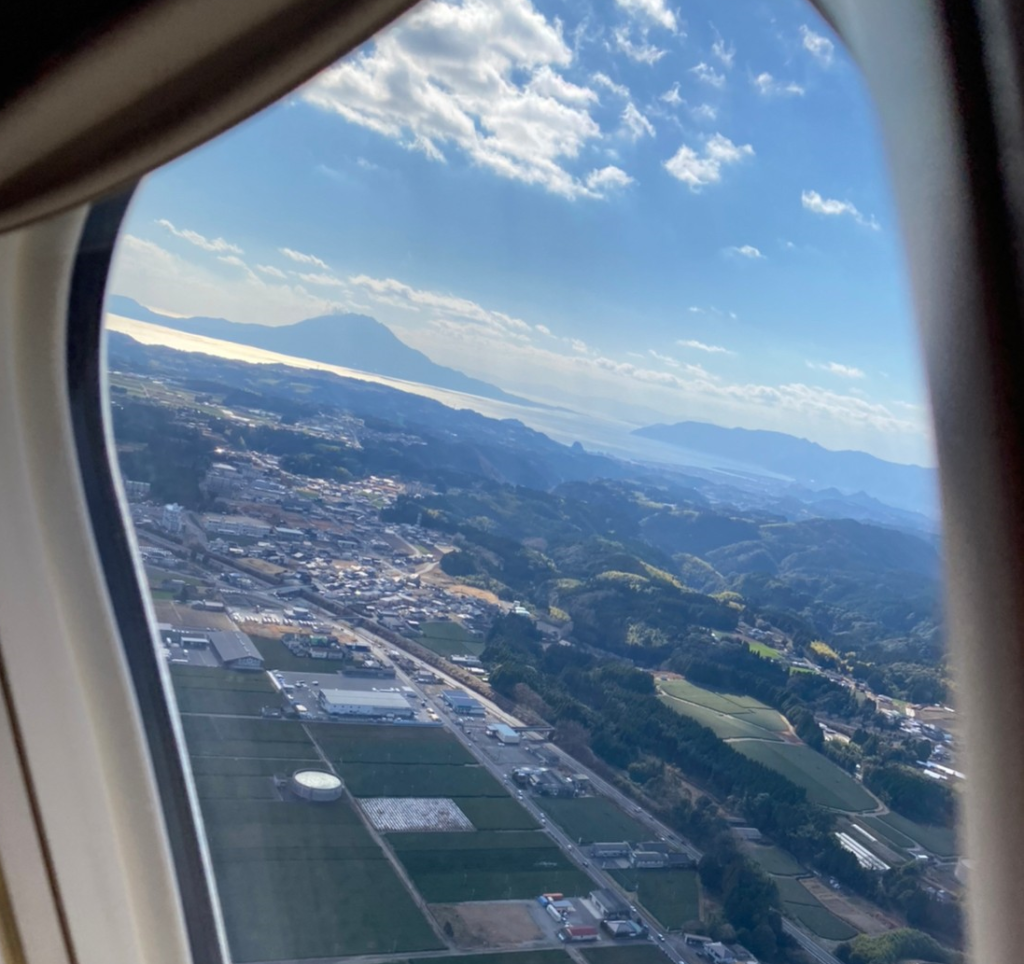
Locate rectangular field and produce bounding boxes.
[581,946,670,964]
[743,843,805,877]
[339,761,506,798]
[610,869,701,930]
[309,722,475,765]
[773,877,857,941]
[658,679,788,741]
[455,796,540,830]
[732,741,878,811]
[415,953,570,964]
[251,634,326,672]
[170,665,277,716]
[417,621,486,659]
[390,831,592,902]
[535,796,650,843]
[186,713,442,960]
[873,812,958,857]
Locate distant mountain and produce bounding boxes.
[106,295,550,409]
[633,420,937,517]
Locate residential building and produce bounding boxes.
[590,888,631,921]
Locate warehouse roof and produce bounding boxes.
[208,630,263,665]
[319,688,410,709]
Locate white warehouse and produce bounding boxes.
[318,688,414,719]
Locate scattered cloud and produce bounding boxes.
[690,61,726,88]
[800,24,834,66]
[688,305,737,320]
[615,0,678,33]
[807,360,865,378]
[660,83,683,106]
[535,324,553,336]
[622,102,656,140]
[280,247,331,269]
[298,272,346,287]
[752,72,804,97]
[664,133,753,190]
[649,349,680,367]
[725,244,763,259]
[256,264,287,278]
[801,189,879,229]
[585,165,634,193]
[711,29,735,69]
[678,338,733,354]
[569,338,591,353]
[592,72,631,99]
[304,0,625,199]
[691,103,718,122]
[156,219,242,254]
[613,26,668,65]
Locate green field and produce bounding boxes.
[419,953,570,964]
[390,831,591,902]
[610,869,701,930]
[844,819,911,864]
[455,796,540,830]
[171,665,278,716]
[340,761,506,797]
[873,812,958,857]
[732,741,878,811]
[187,719,441,960]
[747,641,783,659]
[658,679,788,742]
[581,946,669,964]
[773,877,857,941]
[535,796,651,843]
[309,722,475,765]
[743,843,805,876]
[251,635,331,672]
[417,621,486,658]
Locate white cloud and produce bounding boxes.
[678,338,733,354]
[752,72,805,97]
[592,72,631,99]
[304,0,624,199]
[800,24,834,66]
[807,360,865,379]
[613,26,668,65]
[256,264,287,278]
[711,29,735,69]
[569,338,590,353]
[648,349,680,367]
[156,219,242,254]
[664,133,753,190]
[725,244,763,259]
[689,62,726,88]
[660,83,683,106]
[535,324,553,336]
[621,102,655,140]
[299,272,347,287]
[691,103,718,122]
[801,189,879,229]
[688,305,737,320]
[280,247,331,269]
[615,0,678,33]
[585,165,634,193]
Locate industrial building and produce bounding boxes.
[318,687,414,718]
[202,513,272,539]
[290,770,344,801]
[529,769,574,797]
[442,689,486,716]
[590,888,631,921]
[603,919,645,939]
[629,841,694,869]
[591,842,631,859]
[486,723,521,744]
[208,630,264,670]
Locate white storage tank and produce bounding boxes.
[290,769,344,802]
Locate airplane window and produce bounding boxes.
[97,1,961,963]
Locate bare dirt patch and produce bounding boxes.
[152,601,236,631]
[801,876,897,936]
[429,901,545,949]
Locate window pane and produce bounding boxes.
[104,2,960,963]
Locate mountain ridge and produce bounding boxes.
[634,419,937,517]
[106,295,551,410]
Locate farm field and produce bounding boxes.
[536,796,650,843]
[658,679,788,741]
[170,665,277,716]
[732,741,878,811]
[309,722,475,765]
[746,641,783,659]
[187,718,442,961]
[843,819,910,864]
[581,946,669,964]
[411,952,570,964]
[873,812,958,857]
[743,843,805,876]
[774,878,857,941]
[250,634,328,672]
[417,620,486,658]
[610,869,701,930]
[390,831,592,902]
[456,796,540,830]
[340,761,506,797]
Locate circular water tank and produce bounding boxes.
[290,769,344,801]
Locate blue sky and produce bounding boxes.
[109,0,932,466]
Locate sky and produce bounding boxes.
[108,0,934,467]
